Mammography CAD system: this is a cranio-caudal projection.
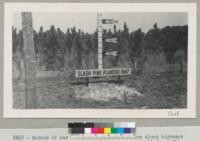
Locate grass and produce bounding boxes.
[13,71,187,109]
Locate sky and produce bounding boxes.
[13,12,187,33]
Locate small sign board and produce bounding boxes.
[102,19,118,24]
[105,51,118,56]
[105,38,117,43]
[75,68,131,78]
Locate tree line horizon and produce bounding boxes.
[12,22,188,72]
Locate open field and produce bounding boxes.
[13,71,187,109]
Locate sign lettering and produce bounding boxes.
[75,68,131,78]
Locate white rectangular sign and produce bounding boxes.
[105,38,117,43]
[75,68,131,78]
[105,51,118,56]
[102,19,118,24]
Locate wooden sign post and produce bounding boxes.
[75,13,131,86]
[22,12,37,109]
[97,13,103,70]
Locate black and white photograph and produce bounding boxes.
[4,3,196,118]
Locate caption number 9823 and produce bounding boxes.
[168,111,180,118]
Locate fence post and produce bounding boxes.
[118,75,121,85]
[22,12,37,109]
[86,77,89,86]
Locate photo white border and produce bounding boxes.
[4,3,197,118]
